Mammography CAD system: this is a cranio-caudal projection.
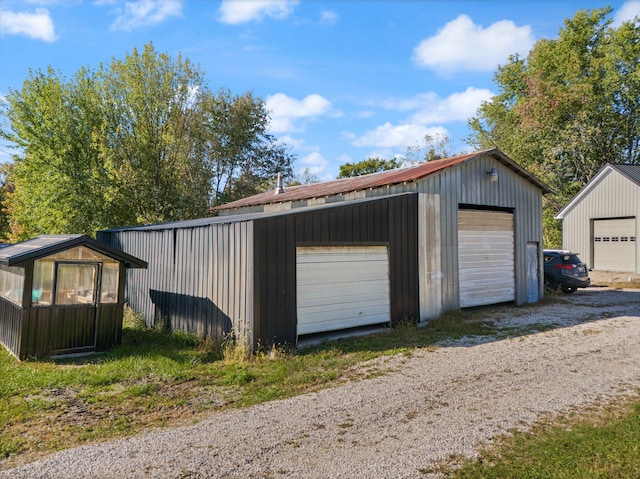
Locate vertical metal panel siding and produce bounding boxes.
[100,222,255,344]
[277,153,543,309]
[254,194,419,345]
[0,298,23,358]
[562,170,640,273]
[409,156,543,308]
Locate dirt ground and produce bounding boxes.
[588,269,640,286]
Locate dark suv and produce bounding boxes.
[543,250,591,294]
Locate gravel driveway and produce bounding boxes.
[3,287,640,479]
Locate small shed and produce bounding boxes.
[556,164,640,274]
[0,235,147,360]
[99,149,551,350]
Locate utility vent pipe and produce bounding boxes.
[274,172,285,195]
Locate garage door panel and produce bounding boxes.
[297,266,389,284]
[297,313,390,336]
[458,210,515,308]
[296,288,388,307]
[296,246,391,336]
[593,218,636,272]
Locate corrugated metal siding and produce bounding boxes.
[240,153,543,311]
[254,193,419,345]
[99,222,255,344]
[0,298,23,358]
[562,169,640,273]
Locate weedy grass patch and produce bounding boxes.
[448,399,640,478]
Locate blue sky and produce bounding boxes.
[1,1,639,181]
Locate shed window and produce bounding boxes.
[32,246,120,307]
[55,263,97,305]
[0,265,25,305]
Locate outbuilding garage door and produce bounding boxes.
[593,218,636,272]
[296,246,390,336]
[458,210,515,308]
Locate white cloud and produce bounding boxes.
[413,14,534,73]
[110,0,182,31]
[218,0,298,25]
[410,87,493,124]
[0,8,56,42]
[352,122,449,149]
[378,87,493,124]
[320,9,338,25]
[613,1,640,26]
[298,151,329,176]
[266,93,332,133]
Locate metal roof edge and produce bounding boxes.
[555,164,613,220]
[1,235,147,269]
[97,193,419,233]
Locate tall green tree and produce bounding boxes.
[338,157,402,178]
[201,88,293,207]
[0,42,294,240]
[468,8,640,246]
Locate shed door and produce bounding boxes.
[593,218,636,272]
[296,246,390,336]
[49,262,99,354]
[458,210,515,308]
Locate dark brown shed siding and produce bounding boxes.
[0,298,23,358]
[253,193,419,346]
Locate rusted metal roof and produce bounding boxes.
[214,149,552,212]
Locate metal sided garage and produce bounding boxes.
[98,193,419,348]
[217,149,552,317]
[556,164,640,274]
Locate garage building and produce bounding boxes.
[98,149,551,348]
[556,164,640,274]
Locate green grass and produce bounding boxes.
[1,303,638,477]
[0,308,496,467]
[449,400,640,478]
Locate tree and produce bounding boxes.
[289,168,320,186]
[202,88,294,207]
[338,157,402,178]
[405,133,455,163]
[0,42,294,240]
[468,7,640,247]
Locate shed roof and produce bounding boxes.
[555,163,640,219]
[0,235,148,268]
[213,149,553,212]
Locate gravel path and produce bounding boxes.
[3,288,640,479]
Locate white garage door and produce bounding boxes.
[593,218,636,272]
[296,246,391,336]
[458,210,515,308]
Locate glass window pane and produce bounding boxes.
[0,265,25,305]
[32,259,54,306]
[55,264,97,305]
[101,263,119,303]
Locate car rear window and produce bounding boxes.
[562,255,582,264]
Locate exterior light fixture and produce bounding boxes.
[487,166,499,182]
